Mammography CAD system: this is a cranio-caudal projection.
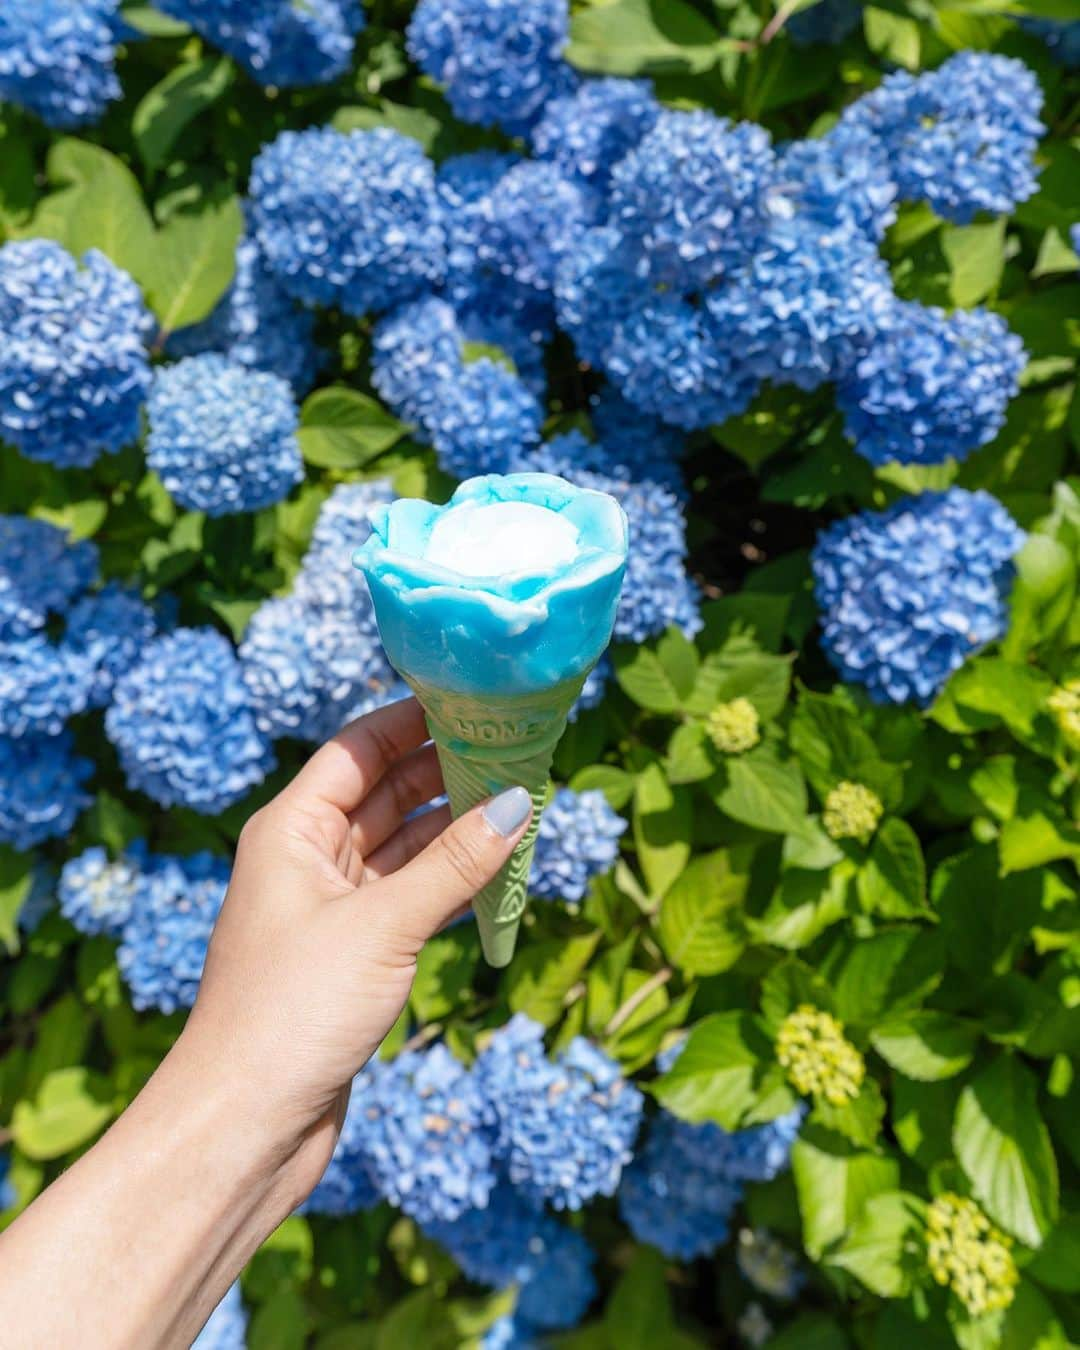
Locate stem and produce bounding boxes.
[759,0,802,45]
[603,967,674,1039]
[399,1022,442,1055]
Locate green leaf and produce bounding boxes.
[603,1247,675,1350]
[409,929,479,1023]
[567,0,727,76]
[766,1315,850,1350]
[568,764,635,810]
[332,101,443,153]
[145,194,243,334]
[613,644,684,714]
[863,6,922,68]
[856,818,928,919]
[825,1191,925,1297]
[813,1078,886,1150]
[633,762,691,898]
[999,798,1080,876]
[937,657,1055,744]
[954,1055,1059,1247]
[650,1011,774,1129]
[298,388,406,469]
[943,219,1006,307]
[505,933,599,1027]
[892,1076,960,1171]
[687,640,792,720]
[248,1286,308,1350]
[663,721,715,785]
[791,1124,900,1260]
[11,1066,114,1160]
[118,4,191,36]
[132,58,233,170]
[789,688,902,806]
[712,747,807,834]
[0,846,33,954]
[658,850,747,976]
[823,928,944,1028]
[872,1013,978,1082]
[753,863,853,951]
[1027,1213,1080,1293]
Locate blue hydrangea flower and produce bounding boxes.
[147,354,303,516]
[157,0,364,87]
[812,488,1025,706]
[0,240,152,468]
[531,78,659,188]
[0,0,121,129]
[472,161,600,297]
[59,844,145,938]
[608,110,774,286]
[372,296,465,429]
[63,583,157,708]
[428,1185,598,1331]
[530,787,626,902]
[521,440,702,641]
[250,127,445,317]
[1022,18,1080,68]
[0,516,98,641]
[304,478,397,567]
[117,850,231,1013]
[842,52,1044,223]
[358,1043,498,1226]
[475,1014,643,1211]
[771,122,898,243]
[836,301,1025,466]
[167,235,323,395]
[425,358,543,479]
[407,0,573,135]
[192,1281,248,1350]
[0,635,90,737]
[0,731,93,850]
[589,389,686,496]
[788,0,861,45]
[107,627,275,813]
[707,214,894,393]
[301,1069,381,1215]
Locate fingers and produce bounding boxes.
[361,802,451,880]
[361,787,533,940]
[282,697,429,817]
[347,742,444,860]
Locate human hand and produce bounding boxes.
[173,697,532,1190]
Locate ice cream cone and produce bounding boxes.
[406,672,586,966]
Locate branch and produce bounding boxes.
[603,967,674,1039]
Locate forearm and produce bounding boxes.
[0,1032,320,1349]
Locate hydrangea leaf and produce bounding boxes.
[650,1010,774,1129]
[954,1054,1059,1246]
[821,927,944,1028]
[856,818,928,919]
[712,747,808,835]
[11,1065,114,1160]
[132,57,234,172]
[567,0,728,77]
[658,850,748,976]
[633,762,692,897]
[791,1123,900,1260]
[943,219,1006,308]
[871,1013,979,1082]
[298,388,406,470]
[505,934,600,1027]
[144,194,244,334]
[824,1190,925,1297]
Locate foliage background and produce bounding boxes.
[2,0,1080,1346]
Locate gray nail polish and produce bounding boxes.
[482,786,532,837]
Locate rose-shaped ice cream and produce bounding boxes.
[354,472,628,966]
[354,472,628,696]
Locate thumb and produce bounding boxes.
[365,786,533,945]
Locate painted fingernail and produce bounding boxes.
[482,786,532,837]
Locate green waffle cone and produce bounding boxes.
[406,674,585,966]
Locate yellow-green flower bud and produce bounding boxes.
[776,1004,865,1106]
[823,780,883,843]
[706,697,760,754]
[1048,680,1080,752]
[926,1193,1017,1318]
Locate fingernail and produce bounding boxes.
[482,786,532,837]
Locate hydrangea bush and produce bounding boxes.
[1,2,1079,1346]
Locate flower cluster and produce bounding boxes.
[926,1193,1018,1318]
[406,0,572,135]
[427,1185,597,1333]
[59,844,145,938]
[63,584,158,709]
[0,731,93,851]
[1048,680,1080,751]
[240,481,403,744]
[837,303,1026,467]
[0,240,152,469]
[841,52,1044,223]
[249,127,445,316]
[812,489,1025,706]
[822,781,883,843]
[529,787,626,902]
[147,354,303,516]
[168,234,322,395]
[0,516,99,640]
[0,633,89,738]
[474,1013,644,1211]
[106,627,276,814]
[776,1006,865,1106]
[707,699,761,755]
[0,0,121,129]
[158,0,365,88]
[531,78,659,189]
